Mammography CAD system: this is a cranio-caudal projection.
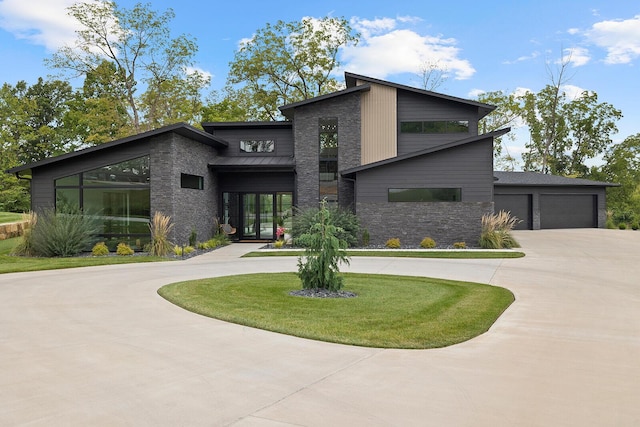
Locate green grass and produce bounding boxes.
[158,272,515,349]
[0,237,171,274]
[0,212,24,224]
[243,249,525,259]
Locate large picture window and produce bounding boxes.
[240,140,275,153]
[54,156,150,250]
[388,188,461,202]
[400,120,469,134]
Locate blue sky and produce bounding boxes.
[0,0,638,168]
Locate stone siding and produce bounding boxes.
[293,93,361,211]
[150,133,218,244]
[356,201,494,247]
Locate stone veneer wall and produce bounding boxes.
[356,201,494,247]
[293,93,361,211]
[150,132,218,244]
[0,221,29,240]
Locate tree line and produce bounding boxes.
[1,0,638,223]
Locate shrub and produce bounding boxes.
[189,228,197,247]
[420,237,436,248]
[361,229,370,247]
[632,223,639,231]
[91,242,109,256]
[172,245,195,256]
[606,219,616,229]
[618,223,627,230]
[453,241,467,249]
[296,200,350,291]
[385,238,401,249]
[197,241,211,250]
[479,211,520,249]
[274,240,285,248]
[27,205,98,257]
[11,211,37,256]
[292,205,360,248]
[116,242,134,256]
[149,212,174,256]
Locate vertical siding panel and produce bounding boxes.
[360,82,397,165]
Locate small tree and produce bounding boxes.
[296,200,350,291]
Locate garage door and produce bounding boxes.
[494,194,532,230]
[540,194,596,229]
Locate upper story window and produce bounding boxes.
[180,173,204,190]
[240,139,275,153]
[388,188,461,202]
[400,120,469,134]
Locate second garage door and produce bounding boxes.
[540,194,596,229]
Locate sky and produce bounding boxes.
[0,0,638,169]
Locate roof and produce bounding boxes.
[209,156,295,172]
[7,122,228,175]
[493,171,619,187]
[202,121,292,133]
[344,72,496,119]
[278,84,371,119]
[341,128,510,178]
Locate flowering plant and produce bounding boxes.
[276,226,287,240]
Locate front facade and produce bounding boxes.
[7,72,613,249]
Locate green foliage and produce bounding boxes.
[292,205,360,248]
[172,245,195,256]
[420,237,436,249]
[618,223,627,230]
[385,238,401,249]
[632,223,639,231]
[91,242,109,256]
[148,212,174,256]
[116,242,134,256]
[361,229,370,247]
[296,200,350,291]
[226,17,358,120]
[46,1,203,133]
[11,212,36,256]
[477,90,522,171]
[453,242,467,249]
[479,211,520,249]
[274,240,285,249]
[188,228,197,247]
[28,206,98,257]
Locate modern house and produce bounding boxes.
[6,72,615,249]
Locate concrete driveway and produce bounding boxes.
[0,229,638,426]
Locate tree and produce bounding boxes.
[296,200,350,292]
[595,134,640,213]
[46,1,204,133]
[201,91,249,123]
[519,59,622,175]
[416,59,448,91]
[477,90,522,171]
[226,17,359,120]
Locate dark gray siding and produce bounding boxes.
[150,132,218,244]
[213,128,294,157]
[494,185,607,229]
[218,172,295,193]
[354,139,494,246]
[30,140,151,212]
[356,139,494,203]
[397,90,479,155]
[293,93,361,210]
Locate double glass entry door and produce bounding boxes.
[223,192,292,241]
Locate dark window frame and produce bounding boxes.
[239,139,276,154]
[180,173,204,190]
[388,188,462,202]
[400,120,469,134]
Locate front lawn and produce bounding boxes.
[158,272,514,349]
[0,212,24,224]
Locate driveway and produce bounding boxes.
[0,229,638,426]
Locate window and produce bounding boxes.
[400,120,469,134]
[54,156,151,250]
[180,173,204,190]
[240,140,275,153]
[388,188,461,202]
[319,118,338,203]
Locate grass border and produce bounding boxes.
[243,249,525,259]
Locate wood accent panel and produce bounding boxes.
[360,82,397,165]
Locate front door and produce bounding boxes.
[223,192,291,241]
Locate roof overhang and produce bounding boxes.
[279,84,371,120]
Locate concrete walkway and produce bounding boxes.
[0,230,639,426]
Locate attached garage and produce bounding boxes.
[493,171,617,230]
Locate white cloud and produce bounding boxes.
[586,14,640,64]
[0,0,79,51]
[185,66,213,81]
[503,51,540,64]
[561,84,586,100]
[468,88,485,98]
[567,28,580,35]
[343,17,475,80]
[561,47,591,67]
